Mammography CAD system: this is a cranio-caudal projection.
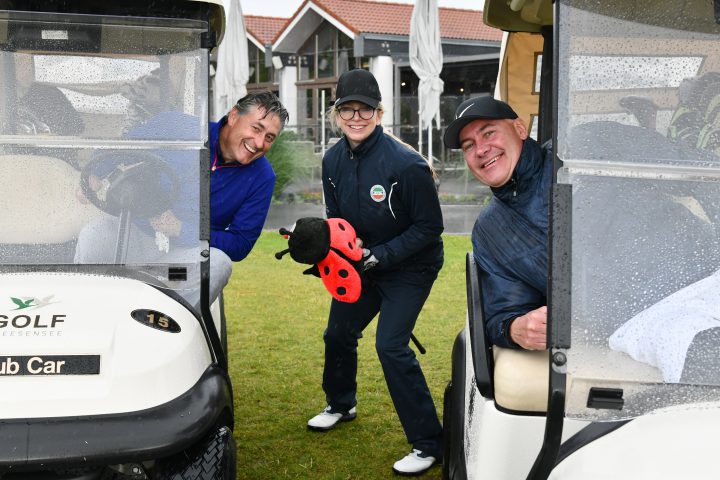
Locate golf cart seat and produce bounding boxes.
[466,252,663,414]
[0,154,102,244]
[465,251,550,413]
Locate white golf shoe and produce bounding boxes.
[392,449,437,476]
[307,405,357,432]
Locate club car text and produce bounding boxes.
[0,355,99,375]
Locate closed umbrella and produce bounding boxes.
[214,0,249,119]
[409,0,444,164]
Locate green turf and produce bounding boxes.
[229,232,471,479]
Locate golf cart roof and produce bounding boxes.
[483,0,552,33]
[484,0,719,33]
[0,0,226,47]
[188,0,225,45]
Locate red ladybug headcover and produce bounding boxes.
[275,217,364,303]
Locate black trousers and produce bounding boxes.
[322,267,443,457]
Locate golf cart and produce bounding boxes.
[0,1,235,478]
[443,0,720,479]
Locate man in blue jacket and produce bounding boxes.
[443,97,550,350]
[210,91,287,261]
[197,91,287,301]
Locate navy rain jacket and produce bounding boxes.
[322,125,444,272]
[472,137,553,348]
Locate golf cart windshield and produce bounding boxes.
[557,0,720,420]
[0,11,208,292]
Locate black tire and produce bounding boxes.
[154,426,236,480]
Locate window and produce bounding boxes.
[297,22,365,81]
[248,41,273,84]
[569,55,702,91]
[534,54,543,94]
[338,33,353,75]
[258,47,271,83]
[317,25,335,78]
[298,38,315,81]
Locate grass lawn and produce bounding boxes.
[228,231,471,479]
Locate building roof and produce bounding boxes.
[284,0,502,43]
[245,15,289,46]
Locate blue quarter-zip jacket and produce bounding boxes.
[322,125,443,271]
[472,137,553,348]
[209,117,275,261]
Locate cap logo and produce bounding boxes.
[370,185,386,202]
[457,102,475,119]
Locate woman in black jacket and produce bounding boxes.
[307,69,444,476]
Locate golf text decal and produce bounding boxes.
[2,296,65,337]
[0,355,100,375]
[370,185,386,202]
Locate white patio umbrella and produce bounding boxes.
[213,0,249,119]
[409,0,444,164]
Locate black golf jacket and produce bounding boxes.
[322,125,444,272]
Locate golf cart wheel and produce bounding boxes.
[154,426,236,480]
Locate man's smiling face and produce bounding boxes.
[459,118,528,188]
[220,105,281,165]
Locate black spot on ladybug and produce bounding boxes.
[339,223,346,231]
[339,269,349,278]
[348,242,354,250]
[324,266,330,275]
[337,287,347,295]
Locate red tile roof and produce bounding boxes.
[245,15,289,45]
[284,0,502,43]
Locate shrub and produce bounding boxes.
[265,130,298,199]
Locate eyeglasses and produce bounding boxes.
[337,106,375,120]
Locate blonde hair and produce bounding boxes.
[327,102,437,178]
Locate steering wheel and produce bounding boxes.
[80,151,180,218]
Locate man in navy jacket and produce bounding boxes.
[444,97,551,350]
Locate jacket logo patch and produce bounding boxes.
[370,185,386,202]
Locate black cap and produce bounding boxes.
[334,69,381,109]
[443,96,518,149]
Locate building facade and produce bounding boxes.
[242,0,502,155]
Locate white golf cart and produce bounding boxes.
[444,0,720,479]
[0,1,235,478]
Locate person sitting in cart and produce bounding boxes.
[75,89,288,307]
[443,96,551,351]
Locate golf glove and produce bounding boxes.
[362,248,379,271]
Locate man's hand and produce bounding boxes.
[76,174,102,204]
[509,306,547,350]
[150,210,182,237]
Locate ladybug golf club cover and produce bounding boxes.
[275,217,364,303]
